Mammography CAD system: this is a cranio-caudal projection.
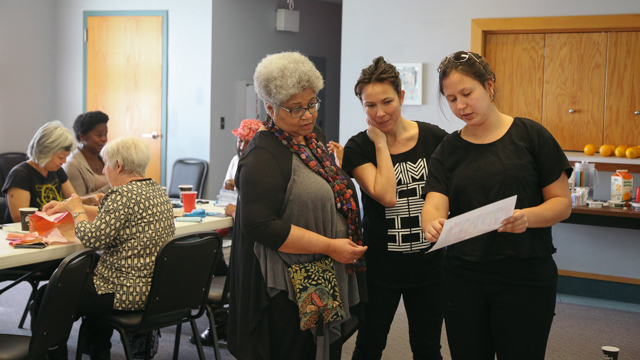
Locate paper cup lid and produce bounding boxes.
[602,346,619,351]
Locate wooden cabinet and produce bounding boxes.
[475,15,640,151]
[605,32,640,147]
[542,33,607,150]
[485,34,545,124]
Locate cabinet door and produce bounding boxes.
[605,32,640,147]
[543,33,607,150]
[485,33,545,123]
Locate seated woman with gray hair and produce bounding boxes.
[228,51,367,360]
[2,120,99,223]
[41,137,175,359]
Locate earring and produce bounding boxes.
[490,94,494,101]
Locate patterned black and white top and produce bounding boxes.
[76,179,175,310]
[342,121,448,289]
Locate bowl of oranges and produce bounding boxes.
[583,144,640,159]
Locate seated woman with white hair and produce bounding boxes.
[2,120,99,223]
[41,137,175,359]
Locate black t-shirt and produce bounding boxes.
[2,161,68,211]
[425,117,572,285]
[343,121,448,288]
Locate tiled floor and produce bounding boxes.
[557,293,640,313]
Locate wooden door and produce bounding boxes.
[542,33,607,150]
[605,31,640,147]
[86,15,164,182]
[485,33,545,123]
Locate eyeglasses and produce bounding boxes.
[277,98,321,118]
[437,51,491,75]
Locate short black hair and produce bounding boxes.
[72,111,109,142]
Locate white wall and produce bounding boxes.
[339,0,640,140]
[54,0,213,190]
[0,0,57,153]
[208,0,342,195]
[1,0,341,199]
[339,0,640,280]
[0,0,212,189]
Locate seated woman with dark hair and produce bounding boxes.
[2,121,98,223]
[64,111,111,196]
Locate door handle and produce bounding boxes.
[141,131,160,139]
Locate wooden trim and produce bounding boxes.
[571,206,640,219]
[558,269,640,286]
[595,163,640,174]
[471,14,640,54]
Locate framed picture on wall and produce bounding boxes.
[393,63,423,105]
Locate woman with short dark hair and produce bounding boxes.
[343,56,448,360]
[64,111,110,196]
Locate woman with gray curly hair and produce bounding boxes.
[227,51,367,360]
[2,120,99,223]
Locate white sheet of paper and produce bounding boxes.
[427,195,517,252]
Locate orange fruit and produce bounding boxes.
[615,145,628,157]
[623,192,632,201]
[599,145,613,157]
[626,146,639,159]
[583,144,597,155]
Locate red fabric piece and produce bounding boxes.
[29,211,73,235]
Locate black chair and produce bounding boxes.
[76,231,221,360]
[0,249,96,360]
[0,197,6,224]
[203,275,229,359]
[0,152,28,224]
[0,151,56,329]
[0,262,57,329]
[0,152,28,196]
[167,158,208,199]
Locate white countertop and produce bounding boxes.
[1,201,233,270]
[565,151,640,166]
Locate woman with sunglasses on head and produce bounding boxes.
[421,51,572,360]
[342,56,448,360]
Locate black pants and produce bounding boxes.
[33,276,125,360]
[441,270,556,360]
[74,277,125,360]
[352,281,444,360]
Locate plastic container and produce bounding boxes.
[574,161,598,200]
[611,170,633,201]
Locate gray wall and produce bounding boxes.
[0,0,342,199]
[0,0,57,153]
[1,0,213,188]
[339,0,640,279]
[208,0,342,195]
[54,0,214,192]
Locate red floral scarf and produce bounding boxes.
[265,116,365,273]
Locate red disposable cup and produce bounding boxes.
[182,191,198,214]
[635,186,640,202]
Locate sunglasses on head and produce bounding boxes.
[437,51,491,75]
